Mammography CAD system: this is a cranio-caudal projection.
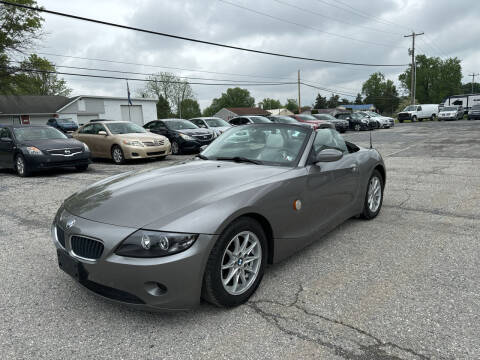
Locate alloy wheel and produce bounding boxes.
[16,156,25,175]
[221,231,262,296]
[171,141,179,155]
[112,147,124,164]
[367,176,382,213]
[354,124,361,131]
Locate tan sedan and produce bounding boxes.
[73,120,171,164]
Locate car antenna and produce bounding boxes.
[369,128,373,149]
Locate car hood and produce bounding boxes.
[18,138,85,151]
[63,160,289,228]
[117,132,167,141]
[174,128,212,135]
[211,126,231,132]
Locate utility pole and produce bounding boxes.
[469,73,479,93]
[404,32,424,105]
[297,70,301,114]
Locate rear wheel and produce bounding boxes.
[418,117,423,122]
[431,114,436,121]
[111,145,125,164]
[15,154,30,177]
[361,170,384,220]
[354,124,361,131]
[202,217,267,308]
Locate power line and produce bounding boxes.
[273,0,402,36]
[8,60,293,84]
[301,81,357,97]
[0,0,408,67]
[219,0,402,48]
[4,66,297,86]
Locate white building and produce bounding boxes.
[0,95,157,126]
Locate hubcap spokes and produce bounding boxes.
[17,158,24,174]
[113,149,122,163]
[221,231,261,295]
[367,177,382,212]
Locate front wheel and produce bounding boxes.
[171,141,181,155]
[111,145,125,164]
[431,114,436,121]
[354,124,361,131]
[412,116,417,122]
[361,170,384,220]
[15,154,30,177]
[202,217,267,308]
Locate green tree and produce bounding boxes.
[156,95,171,118]
[326,94,340,108]
[179,98,201,119]
[354,93,363,104]
[313,93,327,109]
[0,0,44,94]
[362,72,399,114]
[13,54,71,96]
[285,98,298,113]
[203,87,255,116]
[260,98,281,110]
[339,98,350,105]
[398,55,462,104]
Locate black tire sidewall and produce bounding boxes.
[362,170,384,219]
[202,217,267,307]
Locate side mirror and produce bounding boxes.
[98,131,107,136]
[0,137,13,143]
[199,145,208,152]
[315,148,343,164]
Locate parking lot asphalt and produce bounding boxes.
[0,120,479,359]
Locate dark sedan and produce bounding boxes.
[336,112,371,131]
[0,125,90,177]
[312,114,349,133]
[144,119,215,154]
[47,118,78,133]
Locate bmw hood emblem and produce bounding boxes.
[66,219,76,229]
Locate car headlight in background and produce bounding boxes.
[115,230,198,257]
[122,140,144,147]
[82,143,89,152]
[25,146,43,155]
[179,133,194,140]
[361,119,369,124]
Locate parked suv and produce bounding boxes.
[74,120,171,164]
[467,105,480,120]
[438,106,463,121]
[397,104,439,122]
[46,118,78,133]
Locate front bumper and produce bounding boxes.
[123,144,171,159]
[439,116,457,121]
[180,138,214,152]
[52,209,215,310]
[25,151,90,170]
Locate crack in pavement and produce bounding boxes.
[382,205,478,221]
[247,286,430,360]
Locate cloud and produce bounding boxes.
[33,0,479,112]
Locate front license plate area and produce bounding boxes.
[57,249,87,282]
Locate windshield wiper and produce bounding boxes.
[196,154,209,160]
[215,156,262,165]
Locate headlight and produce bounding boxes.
[115,230,198,258]
[82,143,89,152]
[179,133,194,140]
[361,119,368,124]
[25,146,42,155]
[122,140,144,147]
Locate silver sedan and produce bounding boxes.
[52,123,386,310]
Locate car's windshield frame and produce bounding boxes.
[201,123,313,168]
[164,119,199,130]
[105,122,147,134]
[270,116,298,124]
[13,126,68,141]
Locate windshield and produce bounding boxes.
[296,114,317,121]
[165,120,198,130]
[250,116,271,123]
[105,122,146,134]
[351,113,364,119]
[13,127,67,141]
[201,124,310,167]
[442,107,457,111]
[403,105,417,111]
[204,118,230,127]
[313,114,336,121]
[271,116,297,124]
[57,119,75,125]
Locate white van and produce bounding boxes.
[397,104,439,122]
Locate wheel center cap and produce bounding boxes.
[237,258,243,266]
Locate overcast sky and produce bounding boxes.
[31,0,480,110]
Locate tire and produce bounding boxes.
[412,116,417,122]
[361,170,384,220]
[111,145,125,164]
[15,154,30,177]
[399,119,404,123]
[354,124,361,131]
[418,118,423,122]
[75,164,88,171]
[171,141,181,155]
[202,217,267,308]
[431,114,436,121]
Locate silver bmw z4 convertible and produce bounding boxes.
[52,123,385,310]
